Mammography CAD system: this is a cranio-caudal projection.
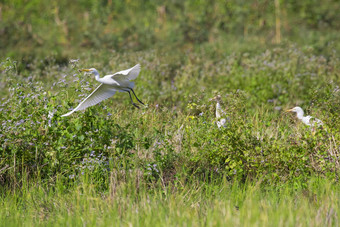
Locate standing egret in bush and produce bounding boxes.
[210,95,227,128]
[285,106,323,127]
[62,64,144,117]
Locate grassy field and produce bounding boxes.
[1,1,340,226]
[1,177,339,226]
[1,44,339,226]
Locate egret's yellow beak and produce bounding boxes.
[79,69,91,72]
[209,95,221,101]
[285,108,293,112]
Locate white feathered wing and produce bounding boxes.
[62,84,117,117]
[62,64,141,117]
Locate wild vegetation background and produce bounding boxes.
[1,0,340,59]
[0,0,340,226]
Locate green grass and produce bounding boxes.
[1,46,339,185]
[1,44,339,226]
[1,176,339,226]
[1,1,340,225]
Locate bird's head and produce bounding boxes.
[285,106,303,114]
[209,95,222,102]
[79,68,99,75]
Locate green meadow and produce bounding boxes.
[0,1,339,226]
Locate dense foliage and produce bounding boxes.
[1,1,340,225]
[1,46,339,188]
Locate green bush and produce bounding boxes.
[0,45,339,187]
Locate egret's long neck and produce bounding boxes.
[296,110,304,120]
[93,71,101,82]
[216,102,222,118]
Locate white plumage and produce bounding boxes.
[286,106,323,127]
[211,95,227,128]
[62,64,144,117]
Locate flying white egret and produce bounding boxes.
[285,106,323,127]
[210,95,227,128]
[62,64,144,117]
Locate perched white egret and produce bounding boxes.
[62,64,144,117]
[285,106,323,127]
[210,95,227,128]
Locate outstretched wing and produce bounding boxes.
[112,64,140,81]
[62,84,117,117]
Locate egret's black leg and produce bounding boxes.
[123,89,140,109]
[128,88,145,105]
